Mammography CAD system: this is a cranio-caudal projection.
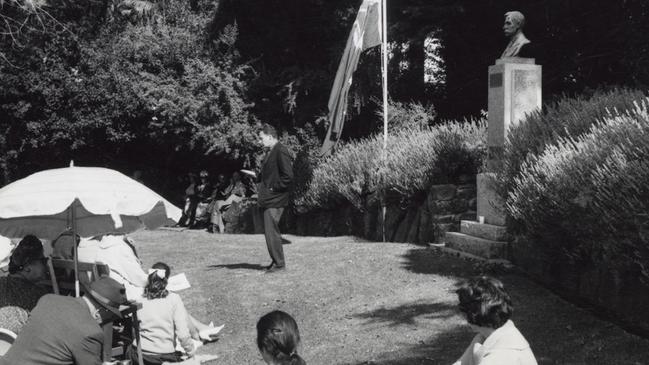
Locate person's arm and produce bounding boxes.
[117,242,149,287]
[173,295,196,355]
[452,333,484,365]
[274,147,294,191]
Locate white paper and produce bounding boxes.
[240,169,256,177]
[199,324,225,341]
[167,273,191,292]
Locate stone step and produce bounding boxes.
[444,232,508,259]
[460,220,509,242]
[428,243,513,267]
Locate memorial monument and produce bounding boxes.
[479,10,542,226]
[445,11,543,260]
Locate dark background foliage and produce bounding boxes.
[2,0,649,202]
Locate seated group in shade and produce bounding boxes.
[0,235,537,365]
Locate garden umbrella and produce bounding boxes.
[0,162,182,295]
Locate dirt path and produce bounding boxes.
[131,230,649,365]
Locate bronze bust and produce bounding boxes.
[501,11,531,58]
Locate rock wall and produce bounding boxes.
[223,182,476,245]
[512,238,649,335]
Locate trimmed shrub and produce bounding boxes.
[500,88,647,197]
[507,99,649,272]
[295,117,486,212]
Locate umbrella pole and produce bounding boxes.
[71,204,80,297]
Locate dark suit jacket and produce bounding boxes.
[257,142,294,208]
[0,295,104,365]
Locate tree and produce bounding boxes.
[0,0,258,196]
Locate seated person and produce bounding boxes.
[51,230,81,260]
[77,234,212,339]
[453,276,537,365]
[191,170,214,229]
[208,172,247,234]
[77,234,148,300]
[257,310,306,365]
[2,276,129,365]
[177,173,198,227]
[0,235,50,334]
[127,262,196,365]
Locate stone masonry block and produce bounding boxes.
[430,184,456,201]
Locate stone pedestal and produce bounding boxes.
[442,58,541,260]
[482,57,541,223]
[476,172,505,226]
[487,57,542,170]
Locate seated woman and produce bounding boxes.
[0,235,50,334]
[453,276,537,365]
[177,172,197,228]
[77,234,212,339]
[208,172,247,234]
[257,310,306,365]
[127,262,196,365]
[77,233,148,299]
[191,170,213,229]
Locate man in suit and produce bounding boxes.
[0,276,130,365]
[257,124,294,273]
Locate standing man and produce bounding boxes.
[257,124,294,273]
[0,276,130,365]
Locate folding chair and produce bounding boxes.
[49,259,144,365]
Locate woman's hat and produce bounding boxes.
[83,277,130,318]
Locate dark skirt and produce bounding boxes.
[126,345,184,365]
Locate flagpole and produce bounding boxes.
[380,0,388,242]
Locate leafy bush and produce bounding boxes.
[507,98,649,271]
[295,112,486,211]
[500,88,647,197]
[0,0,257,182]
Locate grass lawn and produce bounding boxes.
[131,229,649,365]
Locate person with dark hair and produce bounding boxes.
[0,235,50,334]
[453,276,537,365]
[208,172,247,234]
[78,234,212,342]
[257,311,306,365]
[127,262,197,365]
[1,276,129,365]
[256,124,294,273]
[190,170,214,229]
[178,173,198,227]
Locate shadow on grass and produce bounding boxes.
[354,301,457,327]
[208,263,267,271]
[401,247,480,277]
[347,324,471,365]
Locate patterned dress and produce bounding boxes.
[0,276,50,334]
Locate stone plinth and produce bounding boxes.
[487,57,541,169]
[477,172,505,226]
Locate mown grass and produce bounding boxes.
[131,229,649,365]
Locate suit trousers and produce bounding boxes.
[263,207,285,267]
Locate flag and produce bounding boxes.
[320,0,381,156]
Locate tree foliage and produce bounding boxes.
[0,0,257,193]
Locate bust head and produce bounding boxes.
[500,11,531,58]
[503,11,525,38]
